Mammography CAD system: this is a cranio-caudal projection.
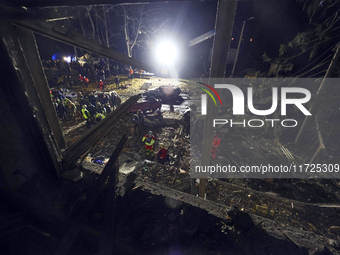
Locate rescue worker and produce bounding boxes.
[89,92,96,106]
[132,114,139,137]
[52,98,58,113]
[101,69,105,80]
[96,102,102,114]
[84,76,89,88]
[110,91,116,110]
[63,97,70,112]
[77,92,84,107]
[94,69,98,82]
[81,105,91,128]
[98,79,104,90]
[87,103,96,124]
[64,98,76,119]
[156,143,169,165]
[79,74,84,87]
[100,93,109,105]
[115,92,121,108]
[142,131,155,156]
[100,104,107,118]
[211,130,221,160]
[95,112,104,123]
[58,88,65,101]
[114,74,120,88]
[67,75,73,88]
[129,68,133,79]
[105,68,110,80]
[137,109,144,127]
[105,104,111,114]
[58,101,67,122]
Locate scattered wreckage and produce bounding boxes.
[144,84,181,100]
[130,96,162,113]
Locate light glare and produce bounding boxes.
[155,41,178,65]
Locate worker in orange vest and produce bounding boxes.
[84,76,89,88]
[78,74,84,87]
[211,130,221,160]
[98,79,104,90]
[129,69,134,79]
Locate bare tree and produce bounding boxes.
[95,6,117,70]
[121,5,169,60]
[53,4,171,70]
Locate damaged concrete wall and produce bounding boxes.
[0,26,57,191]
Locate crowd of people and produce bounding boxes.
[43,58,124,89]
[42,59,121,76]
[50,88,121,127]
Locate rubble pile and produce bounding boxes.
[55,77,340,254]
[135,126,191,186]
[206,179,340,240]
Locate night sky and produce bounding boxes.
[35,0,310,77]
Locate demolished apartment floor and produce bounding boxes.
[59,79,340,253]
[3,78,340,254]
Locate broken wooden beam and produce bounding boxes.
[99,165,119,255]
[62,95,140,169]
[0,4,73,21]
[8,0,218,8]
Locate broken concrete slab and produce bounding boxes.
[123,151,142,161]
[119,160,143,175]
[61,168,83,182]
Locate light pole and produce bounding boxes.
[230,17,254,77]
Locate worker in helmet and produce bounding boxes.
[156,143,169,165]
[78,74,84,87]
[96,102,102,113]
[84,76,89,88]
[98,79,104,90]
[142,131,155,156]
[95,112,104,123]
[87,103,96,124]
[81,105,91,128]
[137,109,144,127]
[100,104,107,118]
[211,130,221,160]
[132,114,139,137]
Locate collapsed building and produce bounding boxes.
[1,1,340,255]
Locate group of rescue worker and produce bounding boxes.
[80,91,121,128]
[52,86,221,163]
[51,88,77,122]
[139,113,221,164]
[141,129,221,164]
[50,88,121,128]
[142,131,170,165]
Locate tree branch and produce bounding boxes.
[152,18,169,35]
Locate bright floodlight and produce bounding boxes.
[63,56,71,63]
[155,40,178,65]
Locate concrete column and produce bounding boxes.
[16,27,66,149]
[0,22,63,181]
[199,0,237,198]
